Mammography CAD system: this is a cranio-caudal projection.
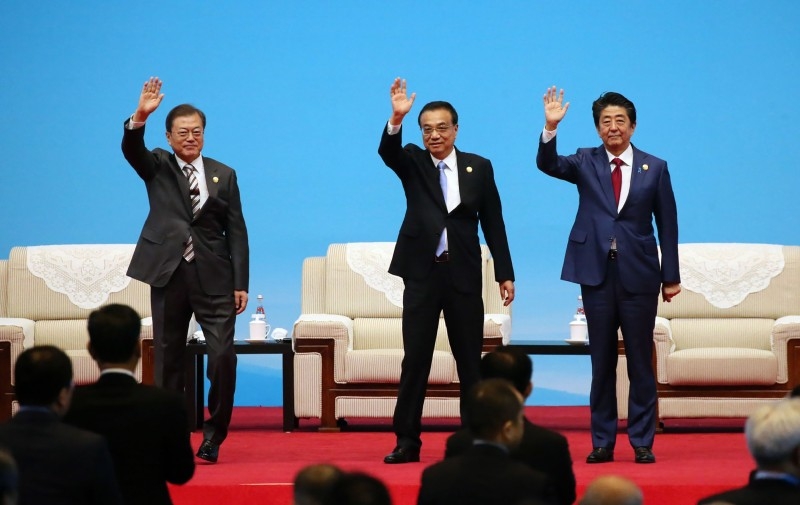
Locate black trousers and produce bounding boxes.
[150,259,237,444]
[393,262,484,449]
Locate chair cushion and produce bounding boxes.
[344,349,456,384]
[666,348,777,385]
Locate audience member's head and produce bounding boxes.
[465,378,525,449]
[294,463,344,505]
[744,397,800,475]
[0,449,17,505]
[579,475,643,505]
[324,472,391,505]
[13,346,73,415]
[480,345,533,398]
[789,385,800,398]
[87,304,142,367]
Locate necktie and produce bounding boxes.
[611,158,622,206]
[436,161,448,256]
[183,164,200,262]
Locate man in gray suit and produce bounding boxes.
[122,77,250,463]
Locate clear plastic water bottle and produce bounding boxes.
[575,295,586,322]
[256,294,265,316]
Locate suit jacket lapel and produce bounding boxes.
[171,154,194,217]
[628,146,646,209]
[204,157,219,199]
[593,148,617,213]
[454,149,471,212]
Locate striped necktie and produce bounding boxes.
[183,164,200,262]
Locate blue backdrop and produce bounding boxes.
[2,1,798,406]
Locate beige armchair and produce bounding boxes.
[292,243,511,431]
[617,243,800,423]
[0,245,153,420]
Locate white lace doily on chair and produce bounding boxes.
[345,242,404,307]
[679,243,785,309]
[26,244,135,309]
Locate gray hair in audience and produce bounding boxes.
[579,475,642,505]
[745,397,800,467]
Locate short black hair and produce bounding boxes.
[480,346,532,395]
[417,101,458,127]
[14,346,73,406]
[465,378,523,440]
[87,304,141,363]
[592,92,636,127]
[324,472,391,505]
[166,103,207,132]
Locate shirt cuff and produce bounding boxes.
[127,114,146,130]
[541,127,556,143]
[386,122,401,135]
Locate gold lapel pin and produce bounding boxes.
[642,164,649,171]
[466,166,473,173]
[212,176,219,183]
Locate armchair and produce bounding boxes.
[617,243,800,423]
[292,243,511,431]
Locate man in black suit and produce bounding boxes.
[697,398,800,505]
[379,77,515,464]
[122,77,250,463]
[63,304,195,504]
[0,449,17,505]
[445,347,576,505]
[417,378,554,505]
[0,346,123,504]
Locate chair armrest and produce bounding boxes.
[0,318,36,349]
[293,314,354,383]
[772,316,800,384]
[653,316,673,384]
[484,314,511,345]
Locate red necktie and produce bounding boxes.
[611,158,622,206]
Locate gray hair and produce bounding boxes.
[745,398,800,467]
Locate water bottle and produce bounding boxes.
[249,294,270,340]
[575,295,586,322]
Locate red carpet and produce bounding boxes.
[170,407,751,505]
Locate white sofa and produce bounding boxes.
[0,245,153,420]
[617,243,800,424]
[292,243,511,431]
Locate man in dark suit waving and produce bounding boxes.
[64,304,195,504]
[536,87,681,464]
[379,77,515,464]
[122,77,249,463]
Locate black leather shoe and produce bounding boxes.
[196,439,220,463]
[586,447,614,463]
[634,446,656,464]
[383,446,420,464]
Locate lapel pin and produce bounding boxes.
[642,164,648,172]
[212,176,219,183]
[466,166,473,173]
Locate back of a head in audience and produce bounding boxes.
[579,475,643,505]
[13,345,73,416]
[87,303,142,368]
[294,463,344,505]
[745,397,800,474]
[465,377,525,449]
[480,345,533,399]
[324,472,391,505]
[0,449,17,505]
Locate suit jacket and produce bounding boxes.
[62,372,195,505]
[122,121,249,295]
[536,137,679,293]
[379,126,514,293]
[697,476,800,505]
[0,409,123,505]
[418,443,555,505]
[445,418,575,505]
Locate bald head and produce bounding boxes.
[579,475,643,505]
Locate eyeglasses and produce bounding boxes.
[171,128,204,140]
[421,124,453,137]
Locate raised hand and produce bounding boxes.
[543,86,570,130]
[133,77,165,122]
[389,77,416,123]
